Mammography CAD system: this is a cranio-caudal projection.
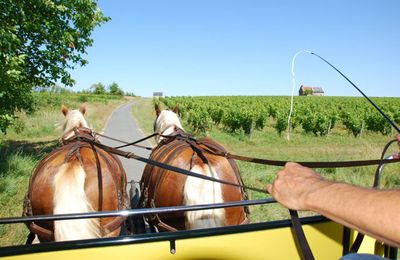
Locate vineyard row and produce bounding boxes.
[159,96,400,137]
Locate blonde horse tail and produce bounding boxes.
[53,161,101,241]
[183,164,225,229]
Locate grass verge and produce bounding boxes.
[131,98,157,146]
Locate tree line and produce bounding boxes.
[0,0,108,133]
[81,82,135,96]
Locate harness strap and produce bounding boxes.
[104,216,126,234]
[91,143,103,212]
[194,138,250,216]
[24,146,63,241]
[97,148,125,209]
[27,215,126,242]
[97,131,400,168]
[147,142,189,230]
[140,142,174,197]
[198,139,250,197]
[202,145,399,168]
[62,127,97,145]
[29,223,54,241]
[26,232,36,244]
[290,210,315,260]
[240,216,250,225]
[157,221,178,232]
[94,132,156,150]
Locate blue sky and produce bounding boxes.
[70,1,400,97]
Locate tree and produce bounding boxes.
[304,89,313,96]
[0,0,109,133]
[91,82,106,94]
[108,82,124,96]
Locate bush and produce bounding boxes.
[274,113,287,135]
[222,108,255,135]
[187,108,213,133]
[12,119,25,134]
[342,112,364,137]
[78,95,89,103]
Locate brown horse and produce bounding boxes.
[23,104,127,242]
[139,104,249,231]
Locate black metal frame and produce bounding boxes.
[0,215,328,257]
[0,199,275,225]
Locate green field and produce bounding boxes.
[134,96,400,223]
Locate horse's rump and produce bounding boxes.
[140,136,249,231]
[25,141,127,241]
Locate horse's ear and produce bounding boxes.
[79,103,87,115]
[61,105,68,116]
[173,104,179,114]
[155,104,161,117]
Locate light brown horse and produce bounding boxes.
[24,104,127,242]
[139,104,249,231]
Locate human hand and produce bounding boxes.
[266,162,331,210]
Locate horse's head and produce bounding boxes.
[154,104,183,143]
[61,104,89,139]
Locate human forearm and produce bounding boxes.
[267,162,400,247]
[306,181,400,247]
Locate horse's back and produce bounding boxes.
[140,139,190,230]
[27,142,127,241]
[140,137,248,231]
[196,137,248,225]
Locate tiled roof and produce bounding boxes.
[312,87,324,93]
[300,85,324,93]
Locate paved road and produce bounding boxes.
[100,100,152,190]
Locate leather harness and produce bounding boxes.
[23,127,127,241]
[140,128,250,232]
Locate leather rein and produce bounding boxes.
[99,128,400,170]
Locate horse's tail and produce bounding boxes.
[183,164,225,229]
[53,160,101,241]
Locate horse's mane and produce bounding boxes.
[155,110,183,137]
[62,107,89,138]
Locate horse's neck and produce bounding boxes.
[62,125,90,141]
[62,128,76,140]
[162,125,180,136]
[158,122,187,145]
[62,112,89,140]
